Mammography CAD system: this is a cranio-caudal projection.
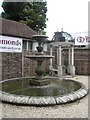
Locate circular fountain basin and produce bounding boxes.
[0,77,88,106]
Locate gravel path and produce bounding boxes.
[1,75,89,118]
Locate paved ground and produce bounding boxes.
[0,75,89,118]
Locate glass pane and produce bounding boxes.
[23,41,27,50]
[28,41,32,50]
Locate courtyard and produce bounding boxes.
[1,75,89,118]
[0,1,89,119]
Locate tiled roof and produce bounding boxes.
[0,18,38,39]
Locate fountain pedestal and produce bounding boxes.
[30,56,50,86]
[26,35,53,86]
[30,78,50,86]
[26,54,53,86]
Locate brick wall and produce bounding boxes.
[1,48,90,80]
[23,50,50,77]
[74,49,90,75]
[2,53,22,80]
[23,48,90,76]
[51,48,90,75]
[22,51,37,77]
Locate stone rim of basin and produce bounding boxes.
[0,77,88,106]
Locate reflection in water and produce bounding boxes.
[2,78,82,97]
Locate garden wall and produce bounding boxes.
[1,48,90,80]
[2,53,22,80]
[74,49,90,75]
[22,50,50,77]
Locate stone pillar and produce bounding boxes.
[50,45,53,70]
[58,45,62,66]
[0,53,2,80]
[68,48,71,65]
[57,46,59,68]
[71,45,74,66]
[67,48,71,74]
[58,45,62,77]
[69,45,75,76]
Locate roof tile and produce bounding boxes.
[0,18,38,39]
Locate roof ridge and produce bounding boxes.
[0,18,38,39]
[1,18,25,25]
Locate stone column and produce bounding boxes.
[71,45,74,66]
[50,45,53,70]
[67,48,71,74]
[69,45,75,76]
[57,46,59,68]
[58,45,62,66]
[58,45,62,77]
[68,48,71,65]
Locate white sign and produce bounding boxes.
[0,35,22,53]
[75,36,90,45]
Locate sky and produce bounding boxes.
[46,0,89,39]
[0,0,89,39]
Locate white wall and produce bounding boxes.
[32,42,48,51]
[43,43,48,51]
[32,42,38,51]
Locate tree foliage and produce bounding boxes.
[1,1,48,32]
[1,2,25,21]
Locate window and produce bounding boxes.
[22,40,48,51]
[23,40,33,50]
[23,41,27,50]
[28,41,32,50]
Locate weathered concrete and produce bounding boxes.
[1,76,89,118]
[0,77,88,106]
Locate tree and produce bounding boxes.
[1,1,48,32]
[1,2,25,21]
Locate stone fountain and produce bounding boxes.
[0,34,88,106]
[26,35,53,86]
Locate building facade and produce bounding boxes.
[0,18,49,80]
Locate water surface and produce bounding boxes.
[2,78,82,96]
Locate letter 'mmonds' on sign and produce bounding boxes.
[0,35,22,53]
